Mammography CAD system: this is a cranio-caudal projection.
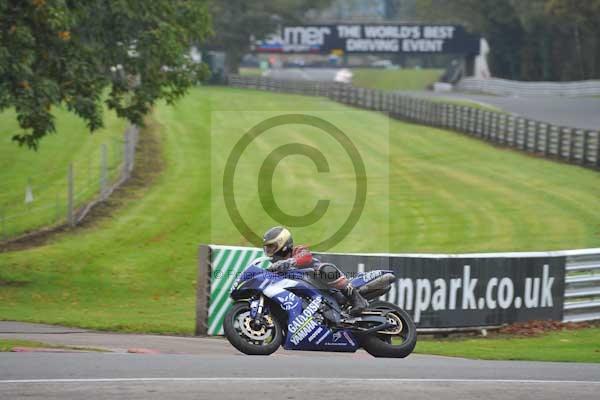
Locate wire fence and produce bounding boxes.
[0,125,138,241]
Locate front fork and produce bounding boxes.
[249,295,275,329]
[249,295,265,321]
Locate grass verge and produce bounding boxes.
[414,327,600,363]
[239,67,264,76]
[351,68,443,91]
[238,67,443,91]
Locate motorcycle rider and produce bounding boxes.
[262,226,369,316]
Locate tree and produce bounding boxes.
[415,0,600,81]
[0,0,211,149]
[210,0,334,74]
[545,0,600,80]
[416,0,525,79]
[384,0,417,21]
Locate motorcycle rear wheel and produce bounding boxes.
[361,301,417,358]
[223,301,283,355]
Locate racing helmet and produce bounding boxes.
[262,226,293,260]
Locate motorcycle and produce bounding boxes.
[223,257,417,357]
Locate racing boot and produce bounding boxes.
[341,282,369,316]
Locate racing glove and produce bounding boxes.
[267,258,296,273]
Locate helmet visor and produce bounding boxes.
[263,243,279,257]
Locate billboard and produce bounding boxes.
[316,252,566,328]
[254,24,480,55]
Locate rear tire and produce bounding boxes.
[223,301,283,356]
[361,301,417,358]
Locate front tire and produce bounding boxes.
[223,301,283,355]
[361,301,417,358]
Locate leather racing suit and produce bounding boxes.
[267,245,368,315]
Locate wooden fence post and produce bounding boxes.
[533,122,541,153]
[100,143,108,198]
[498,114,506,145]
[67,163,74,227]
[520,118,527,150]
[462,107,469,134]
[558,127,565,159]
[482,111,490,140]
[596,131,600,168]
[544,124,552,156]
[508,115,515,146]
[195,245,212,336]
[474,109,482,137]
[392,94,399,118]
[581,130,590,165]
[568,128,576,163]
[523,119,535,151]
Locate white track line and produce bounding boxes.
[1,378,599,384]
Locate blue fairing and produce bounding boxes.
[230,259,359,352]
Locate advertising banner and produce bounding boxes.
[255,24,480,55]
[316,252,566,328]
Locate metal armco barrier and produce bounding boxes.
[195,245,600,335]
[226,75,600,170]
[563,248,600,322]
[456,77,600,97]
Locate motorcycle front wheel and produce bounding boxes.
[223,301,283,355]
[361,301,417,358]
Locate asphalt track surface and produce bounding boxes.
[410,91,600,131]
[1,322,599,399]
[263,68,600,131]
